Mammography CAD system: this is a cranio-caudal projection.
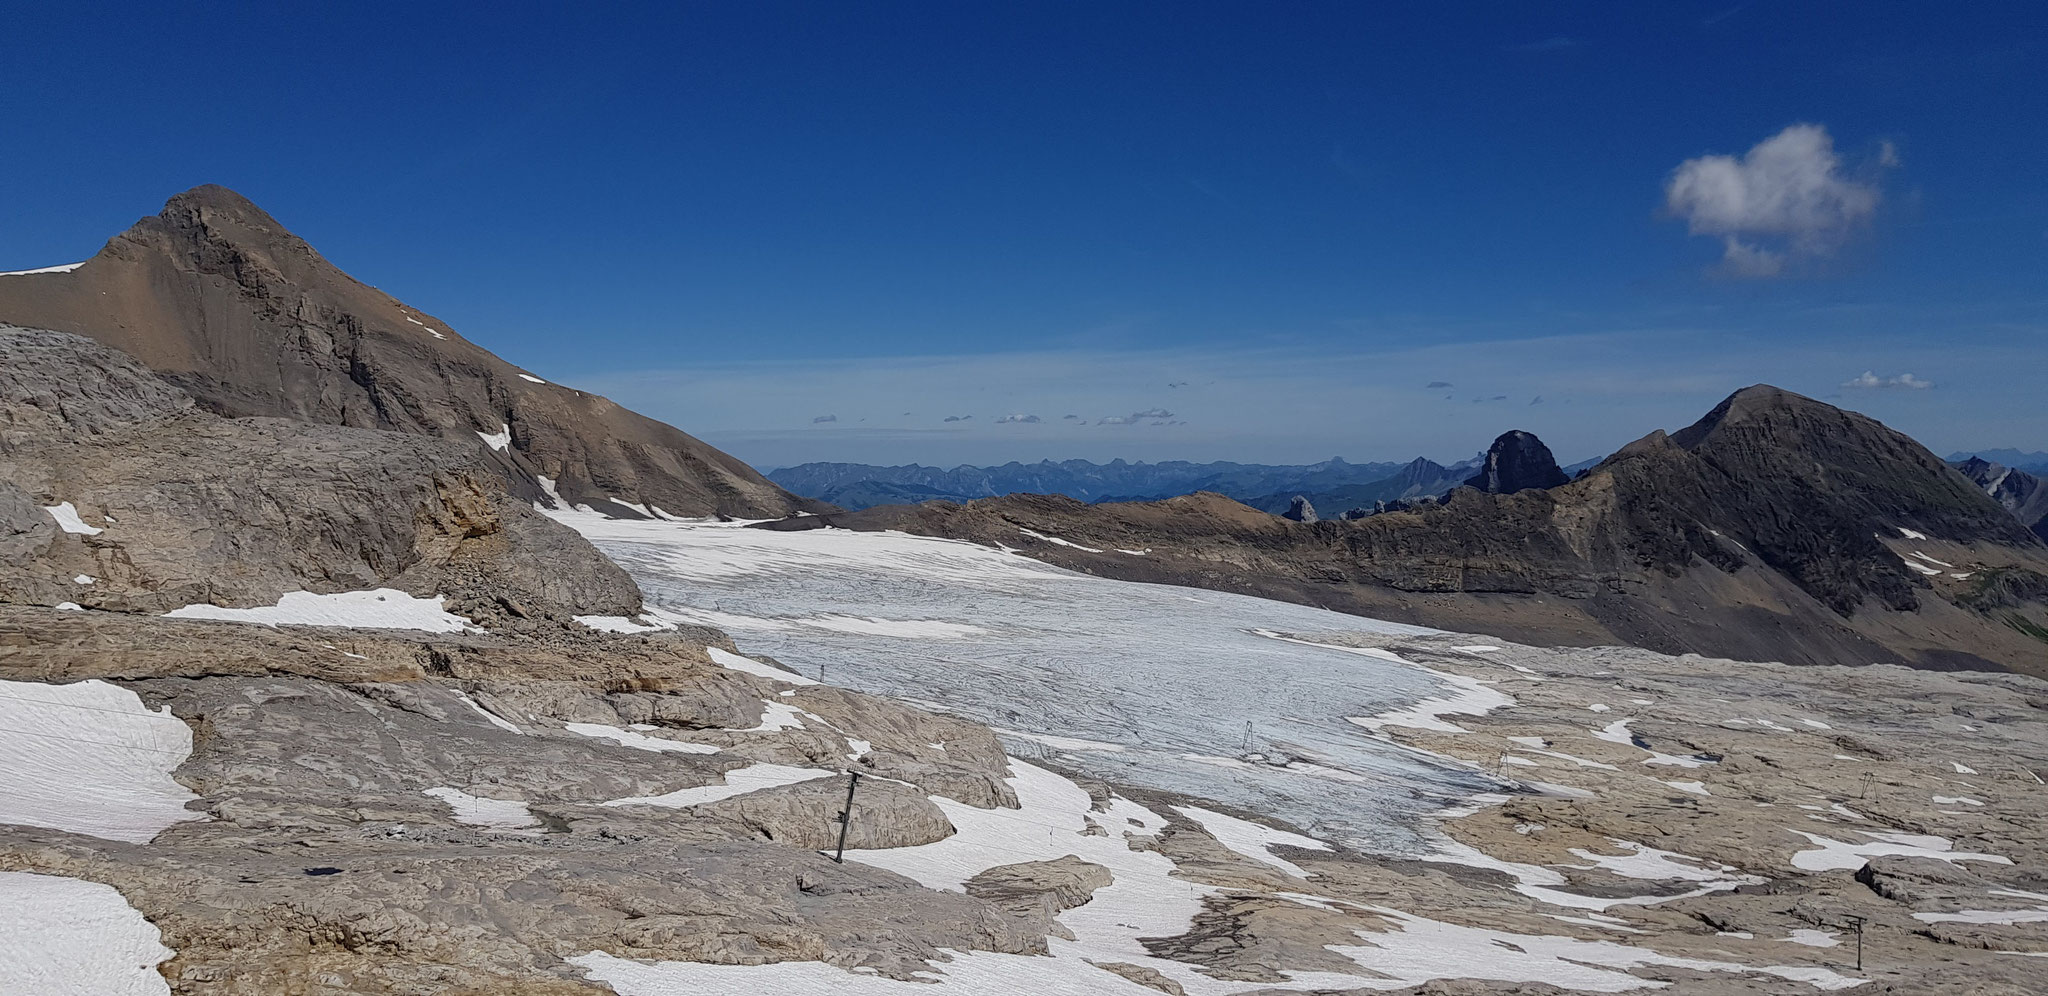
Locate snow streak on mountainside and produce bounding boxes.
[547,512,1507,854]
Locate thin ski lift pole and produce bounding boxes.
[831,771,862,863]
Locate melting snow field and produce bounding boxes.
[164,588,474,632]
[0,871,174,995]
[550,513,1494,853]
[423,786,539,830]
[0,679,203,843]
[576,758,1863,995]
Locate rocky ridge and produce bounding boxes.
[0,324,638,624]
[775,386,2048,676]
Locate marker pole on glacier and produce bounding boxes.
[832,771,862,863]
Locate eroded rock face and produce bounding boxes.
[1462,430,1569,494]
[965,855,1113,937]
[1282,496,1318,523]
[0,325,640,621]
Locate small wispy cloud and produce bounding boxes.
[810,414,838,423]
[1664,124,1889,278]
[1841,371,1934,390]
[943,414,974,422]
[1096,409,1177,425]
[1510,35,1582,53]
[994,413,1042,424]
[1529,395,1545,406]
[1426,380,1453,389]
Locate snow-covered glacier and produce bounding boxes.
[554,514,1500,854]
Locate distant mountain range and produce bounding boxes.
[776,449,1610,514]
[1949,449,2048,475]
[770,457,1420,508]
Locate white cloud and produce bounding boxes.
[994,413,1042,424]
[1664,124,1885,277]
[1842,371,1933,390]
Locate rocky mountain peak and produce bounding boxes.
[1462,430,1568,494]
[1283,495,1318,522]
[0,187,821,519]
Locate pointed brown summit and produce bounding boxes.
[0,186,824,518]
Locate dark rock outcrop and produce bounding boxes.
[1462,430,1569,494]
[1954,456,2048,542]
[0,185,824,519]
[0,324,640,621]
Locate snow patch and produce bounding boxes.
[518,373,547,384]
[423,787,538,830]
[0,679,204,843]
[455,692,522,734]
[601,764,834,809]
[164,588,473,632]
[1017,527,1104,553]
[1172,805,1332,878]
[565,723,721,755]
[708,647,819,685]
[476,423,512,451]
[44,502,103,535]
[0,261,87,276]
[0,871,174,995]
[1789,830,2011,871]
[741,700,807,733]
[1784,929,1840,948]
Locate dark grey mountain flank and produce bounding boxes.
[769,457,1414,509]
[0,186,821,519]
[767,386,2048,677]
[1954,456,2048,543]
[1462,429,1570,494]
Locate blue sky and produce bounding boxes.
[4,3,2042,468]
